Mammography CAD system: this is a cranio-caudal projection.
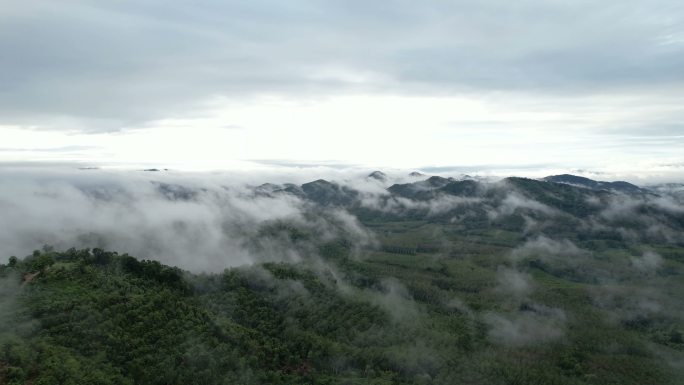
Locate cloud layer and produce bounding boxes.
[1,0,683,129]
[0,168,374,271]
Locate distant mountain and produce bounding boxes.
[274,183,307,199]
[264,179,359,206]
[254,183,283,196]
[153,182,199,201]
[142,168,169,172]
[388,179,485,201]
[505,177,611,217]
[299,179,359,206]
[388,176,456,199]
[252,173,666,223]
[648,183,684,193]
[439,179,483,197]
[367,171,388,182]
[647,183,684,200]
[543,174,647,194]
[425,175,455,187]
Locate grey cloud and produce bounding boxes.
[0,145,101,153]
[591,285,667,326]
[484,305,566,346]
[421,163,557,174]
[507,236,619,283]
[494,267,533,299]
[1,0,683,130]
[248,159,359,170]
[510,236,585,261]
[359,193,482,217]
[488,192,558,220]
[0,168,373,272]
[600,122,684,138]
[630,251,663,273]
[446,296,473,316]
[370,277,421,323]
[596,194,684,243]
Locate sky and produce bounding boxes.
[1,0,684,181]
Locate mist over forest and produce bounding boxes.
[2,167,682,269]
[2,166,684,384]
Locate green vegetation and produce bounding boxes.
[2,227,683,384]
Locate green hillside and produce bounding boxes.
[2,220,683,385]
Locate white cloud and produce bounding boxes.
[1,1,683,175]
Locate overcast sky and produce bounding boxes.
[1,0,683,180]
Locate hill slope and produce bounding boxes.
[2,234,684,384]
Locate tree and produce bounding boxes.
[32,253,55,271]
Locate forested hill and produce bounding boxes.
[2,240,684,384]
